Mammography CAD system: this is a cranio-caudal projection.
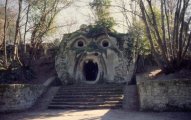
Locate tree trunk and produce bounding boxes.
[3,0,8,68]
[13,0,23,66]
[23,4,30,54]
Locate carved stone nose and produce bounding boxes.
[87,52,99,56]
[94,52,99,56]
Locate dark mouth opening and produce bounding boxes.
[83,60,98,81]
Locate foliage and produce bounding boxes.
[128,20,151,56]
[0,60,36,84]
[86,24,116,37]
[90,0,115,29]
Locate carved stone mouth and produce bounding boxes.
[83,59,98,81]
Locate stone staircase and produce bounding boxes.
[48,84,124,109]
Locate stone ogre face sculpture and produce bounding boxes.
[55,27,134,84]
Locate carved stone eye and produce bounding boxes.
[77,41,84,47]
[101,40,109,48]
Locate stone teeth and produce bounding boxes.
[76,54,80,58]
[93,60,97,63]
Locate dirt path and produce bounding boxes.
[1,109,191,120]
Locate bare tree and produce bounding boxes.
[2,0,8,68]
[23,3,31,54]
[29,0,72,60]
[13,0,23,65]
[138,0,191,73]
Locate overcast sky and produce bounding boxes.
[0,0,190,42]
[46,0,133,41]
[56,0,131,33]
[0,0,136,41]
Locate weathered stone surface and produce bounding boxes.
[137,79,191,111]
[0,84,45,112]
[123,85,139,111]
[55,26,135,84]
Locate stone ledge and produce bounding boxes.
[43,76,56,87]
[137,79,191,111]
[0,76,55,113]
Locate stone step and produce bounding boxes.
[59,88,123,91]
[53,94,123,99]
[50,101,122,105]
[59,86,123,89]
[58,90,123,94]
[48,84,124,109]
[60,85,123,88]
[56,92,123,95]
[61,84,124,88]
[52,97,123,102]
[48,104,122,109]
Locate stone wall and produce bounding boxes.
[123,85,139,111]
[0,84,45,112]
[137,79,191,111]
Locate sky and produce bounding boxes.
[54,0,132,37]
[0,0,135,42]
[41,0,133,42]
[1,0,190,42]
